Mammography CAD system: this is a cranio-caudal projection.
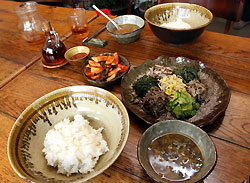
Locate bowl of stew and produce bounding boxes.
[138,120,217,183]
[64,46,90,64]
[106,15,145,44]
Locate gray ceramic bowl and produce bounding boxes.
[8,86,130,183]
[138,120,217,183]
[106,15,145,44]
[144,3,213,44]
[82,53,131,88]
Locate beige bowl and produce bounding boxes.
[8,86,129,182]
[64,46,90,64]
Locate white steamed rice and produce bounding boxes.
[43,114,109,176]
[161,18,191,29]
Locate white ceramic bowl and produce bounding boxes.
[8,86,130,182]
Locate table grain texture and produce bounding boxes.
[0,0,98,87]
[0,1,249,183]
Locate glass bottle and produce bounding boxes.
[42,21,67,66]
[15,1,45,42]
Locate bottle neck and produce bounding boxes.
[46,30,60,44]
[42,21,54,32]
[43,22,61,47]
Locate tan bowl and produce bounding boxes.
[144,3,213,44]
[8,86,130,183]
[64,46,90,64]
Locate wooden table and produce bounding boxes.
[0,1,250,182]
[0,0,98,88]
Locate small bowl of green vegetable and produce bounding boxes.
[121,56,230,127]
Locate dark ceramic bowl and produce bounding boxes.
[138,120,217,183]
[144,3,213,44]
[82,53,130,88]
[121,56,230,127]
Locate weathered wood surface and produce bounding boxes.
[0,4,249,183]
[0,0,98,87]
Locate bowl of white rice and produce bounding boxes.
[8,86,130,182]
[144,3,213,44]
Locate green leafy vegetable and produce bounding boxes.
[133,75,159,98]
[174,66,200,83]
[167,91,200,119]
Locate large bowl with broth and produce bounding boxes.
[144,3,213,44]
[8,86,130,182]
[106,15,145,44]
[138,120,217,183]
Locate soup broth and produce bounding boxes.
[111,24,140,34]
[147,133,204,182]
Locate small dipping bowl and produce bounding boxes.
[64,46,90,64]
[138,120,217,183]
[106,15,145,44]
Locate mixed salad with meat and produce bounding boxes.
[131,65,208,120]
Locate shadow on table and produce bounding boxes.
[202,112,225,133]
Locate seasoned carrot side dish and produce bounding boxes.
[83,52,128,81]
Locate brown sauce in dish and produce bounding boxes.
[111,24,140,34]
[147,133,204,182]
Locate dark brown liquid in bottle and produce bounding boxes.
[42,21,66,66]
[42,40,66,65]
[147,133,204,182]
